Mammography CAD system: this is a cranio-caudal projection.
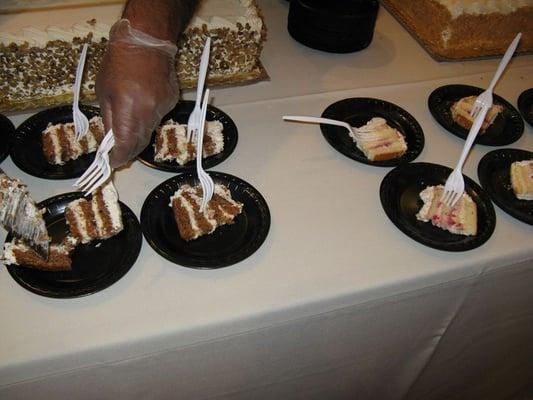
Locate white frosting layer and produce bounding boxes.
[0,21,109,46]
[2,241,18,265]
[100,182,122,233]
[191,0,263,32]
[436,0,533,18]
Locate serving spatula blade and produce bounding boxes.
[0,168,50,259]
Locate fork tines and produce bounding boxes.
[74,129,115,196]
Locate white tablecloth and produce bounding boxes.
[1,1,532,399]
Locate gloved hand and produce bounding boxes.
[96,19,179,168]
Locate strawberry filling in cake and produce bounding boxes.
[416,185,477,236]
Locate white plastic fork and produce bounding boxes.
[187,37,211,142]
[196,89,215,212]
[282,115,381,141]
[470,33,521,119]
[74,130,115,196]
[73,43,89,141]
[440,105,490,208]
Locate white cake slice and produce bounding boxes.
[510,160,533,200]
[416,185,477,236]
[350,117,407,161]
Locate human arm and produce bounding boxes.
[96,0,198,168]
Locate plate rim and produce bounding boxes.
[320,97,425,167]
[379,161,496,252]
[136,100,238,172]
[428,83,524,146]
[5,191,142,298]
[517,88,533,127]
[0,113,15,163]
[10,104,101,180]
[141,171,270,269]
[477,148,533,226]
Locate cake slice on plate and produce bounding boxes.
[2,236,78,271]
[170,183,243,241]
[450,96,503,133]
[350,117,407,161]
[510,160,533,200]
[416,185,477,236]
[42,116,105,165]
[154,119,224,165]
[65,182,123,244]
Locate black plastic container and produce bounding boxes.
[288,0,379,53]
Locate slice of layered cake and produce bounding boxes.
[42,116,105,165]
[416,185,477,236]
[154,119,224,165]
[65,182,123,244]
[451,96,503,133]
[510,160,533,200]
[350,117,407,161]
[2,236,78,271]
[170,183,243,241]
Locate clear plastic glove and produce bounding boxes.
[96,19,179,168]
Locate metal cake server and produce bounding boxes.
[0,168,50,258]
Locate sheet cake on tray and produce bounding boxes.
[381,0,533,61]
[0,0,267,113]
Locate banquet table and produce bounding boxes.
[1,1,532,399]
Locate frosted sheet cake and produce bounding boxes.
[0,0,267,112]
[381,0,532,60]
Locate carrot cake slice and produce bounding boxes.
[65,182,123,244]
[170,183,243,241]
[42,115,105,165]
[154,119,224,165]
[2,236,78,271]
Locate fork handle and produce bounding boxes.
[283,115,351,132]
[195,37,211,106]
[73,44,88,106]
[455,106,490,171]
[488,33,521,91]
